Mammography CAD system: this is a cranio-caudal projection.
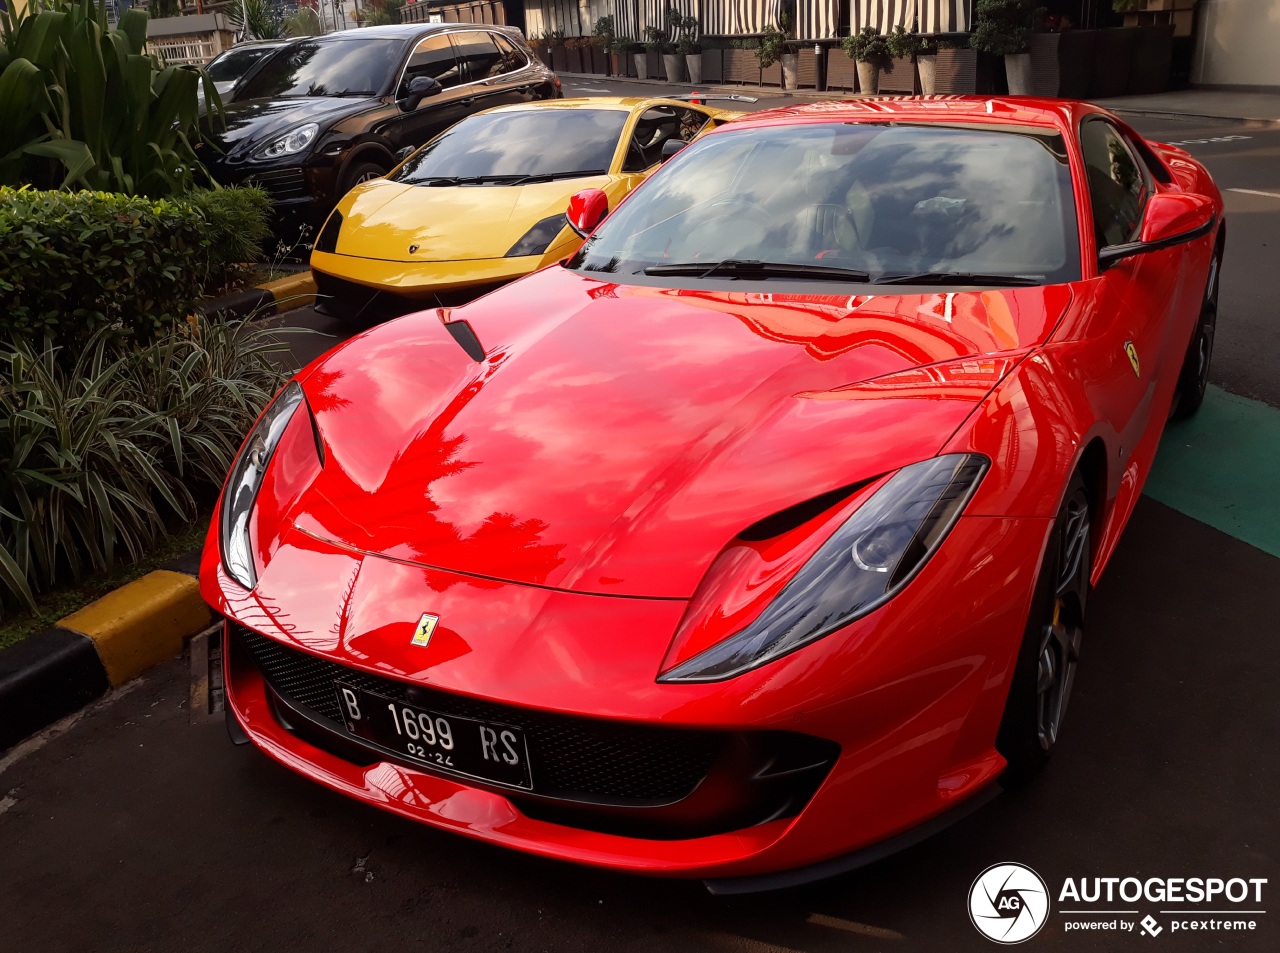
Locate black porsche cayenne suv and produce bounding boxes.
[201,24,561,240]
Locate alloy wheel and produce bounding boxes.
[1036,495,1089,750]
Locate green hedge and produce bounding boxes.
[0,186,271,345]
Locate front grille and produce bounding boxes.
[234,625,723,802]
[245,167,308,200]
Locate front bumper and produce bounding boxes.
[203,153,339,237]
[203,511,1048,879]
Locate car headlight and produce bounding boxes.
[255,122,319,160]
[220,382,307,589]
[505,214,567,257]
[658,454,989,683]
[315,209,343,254]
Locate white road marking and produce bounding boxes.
[808,912,905,939]
[1227,187,1280,200]
[1167,135,1253,146]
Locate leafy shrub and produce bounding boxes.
[283,7,322,36]
[842,27,891,63]
[886,24,926,59]
[0,319,291,614]
[970,0,1039,56]
[0,0,217,196]
[0,186,270,345]
[186,186,273,276]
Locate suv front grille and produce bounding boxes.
[245,167,308,200]
[234,624,724,802]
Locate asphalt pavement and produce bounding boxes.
[2,84,1278,952]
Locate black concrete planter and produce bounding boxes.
[934,48,977,94]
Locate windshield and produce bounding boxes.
[395,109,629,183]
[207,46,276,84]
[236,39,403,100]
[569,122,1079,284]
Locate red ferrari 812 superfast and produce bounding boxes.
[201,97,1224,891]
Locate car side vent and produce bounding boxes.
[444,319,486,362]
[736,479,873,542]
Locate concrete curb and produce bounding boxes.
[0,553,208,752]
[204,270,318,321]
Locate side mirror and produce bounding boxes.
[567,189,609,239]
[400,75,442,111]
[660,138,687,162]
[1098,192,1216,269]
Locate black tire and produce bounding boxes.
[996,472,1091,786]
[1172,247,1221,420]
[338,159,386,198]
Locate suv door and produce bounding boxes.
[383,33,470,153]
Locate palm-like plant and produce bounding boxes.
[0,0,218,195]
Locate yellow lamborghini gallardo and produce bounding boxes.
[309,97,743,317]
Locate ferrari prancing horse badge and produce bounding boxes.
[411,612,439,647]
[1124,341,1140,378]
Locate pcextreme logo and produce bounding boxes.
[969,863,1051,944]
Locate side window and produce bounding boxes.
[400,34,462,95]
[453,31,505,82]
[491,33,528,74]
[1080,118,1149,248]
[622,107,712,173]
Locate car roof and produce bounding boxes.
[483,97,710,114]
[316,23,509,41]
[726,96,1107,137]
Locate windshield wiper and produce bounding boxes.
[873,272,1042,286]
[643,259,871,282]
[414,171,606,187]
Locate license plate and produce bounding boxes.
[333,682,532,790]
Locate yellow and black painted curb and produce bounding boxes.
[0,552,208,751]
[204,271,317,322]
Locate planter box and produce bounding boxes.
[722,49,760,84]
[795,48,819,88]
[701,48,723,82]
[1089,28,1138,98]
[933,48,977,94]
[610,52,633,77]
[1127,24,1174,94]
[646,50,662,80]
[824,48,858,91]
[879,55,917,93]
[760,59,782,87]
[532,45,551,68]
[551,47,568,73]
[564,47,583,74]
[590,46,608,75]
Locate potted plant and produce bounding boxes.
[592,15,616,75]
[564,36,585,74]
[613,36,639,77]
[646,12,682,82]
[757,22,787,87]
[634,38,650,80]
[723,39,760,84]
[841,27,890,95]
[545,30,568,74]
[916,34,939,94]
[969,0,1036,95]
[675,12,703,85]
[882,23,926,93]
[934,34,979,93]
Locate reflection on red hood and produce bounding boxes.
[291,267,1071,598]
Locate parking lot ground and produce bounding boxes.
[3,96,1278,951]
[0,498,1275,952]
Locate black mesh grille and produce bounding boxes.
[246,167,308,199]
[234,625,723,801]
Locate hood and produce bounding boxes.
[207,96,376,157]
[290,267,1072,598]
[334,176,612,262]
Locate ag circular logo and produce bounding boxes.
[968,863,1050,944]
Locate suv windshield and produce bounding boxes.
[395,109,629,183]
[236,39,404,99]
[569,122,1079,284]
[207,46,277,84]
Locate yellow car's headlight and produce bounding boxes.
[505,215,567,257]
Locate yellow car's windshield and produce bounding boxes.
[395,109,628,184]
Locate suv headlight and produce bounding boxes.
[220,382,306,589]
[255,123,319,160]
[658,454,989,683]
